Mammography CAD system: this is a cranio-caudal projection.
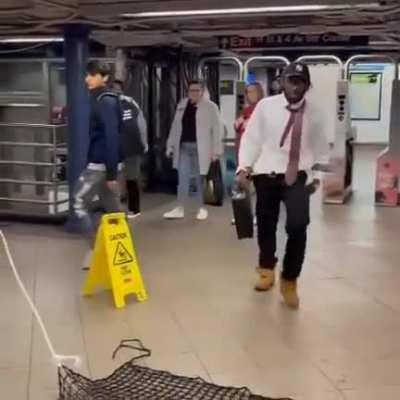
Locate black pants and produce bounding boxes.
[126,180,140,214]
[253,172,311,281]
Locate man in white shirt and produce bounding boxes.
[236,62,329,309]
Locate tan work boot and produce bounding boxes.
[280,278,300,309]
[254,268,275,291]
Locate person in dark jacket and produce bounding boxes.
[113,79,148,218]
[73,61,123,235]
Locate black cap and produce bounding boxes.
[282,62,310,84]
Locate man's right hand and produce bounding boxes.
[235,170,250,190]
[166,149,173,158]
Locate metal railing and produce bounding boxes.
[0,123,68,216]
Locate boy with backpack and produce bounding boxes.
[73,61,123,234]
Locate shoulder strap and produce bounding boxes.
[119,94,141,111]
[96,91,122,131]
[97,91,119,101]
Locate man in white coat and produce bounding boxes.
[164,80,224,220]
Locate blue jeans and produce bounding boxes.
[178,142,204,208]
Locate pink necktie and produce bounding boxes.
[280,101,306,186]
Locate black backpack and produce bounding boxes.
[98,92,145,159]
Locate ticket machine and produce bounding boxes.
[343,56,400,206]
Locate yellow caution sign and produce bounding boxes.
[83,213,148,308]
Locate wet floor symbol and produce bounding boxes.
[113,241,134,265]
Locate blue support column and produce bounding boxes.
[64,24,90,232]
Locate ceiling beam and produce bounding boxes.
[0,0,34,11]
[79,0,382,17]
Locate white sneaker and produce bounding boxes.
[127,212,141,219]
[82,249,93,270]
[163,207,184,219]
[196,207,208,221]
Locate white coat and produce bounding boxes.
[166,97,224,175]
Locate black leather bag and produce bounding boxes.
[231,184,253,239]
[204,160,224,206]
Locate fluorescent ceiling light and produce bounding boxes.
[122,3,379,18]
[0,37,64,43]
[370,40,399,45]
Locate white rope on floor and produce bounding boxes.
[0,230,81,368]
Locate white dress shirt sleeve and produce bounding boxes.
[238,101,264,171]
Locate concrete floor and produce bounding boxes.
[1,145,400,400]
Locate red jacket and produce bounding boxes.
[234,104,256,157]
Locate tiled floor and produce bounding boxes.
[1,145,400,400]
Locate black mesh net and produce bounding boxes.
[58,340,294,400]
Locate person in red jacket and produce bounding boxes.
[232,82,265,225]
[234,82,265,158]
